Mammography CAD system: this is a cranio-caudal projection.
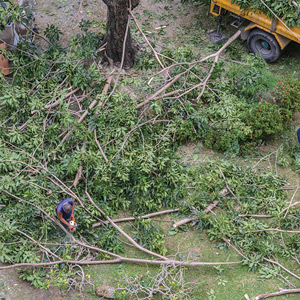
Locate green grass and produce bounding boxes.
[85,225,300,299]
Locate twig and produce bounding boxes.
[173,217,196,228]
[282,186,300,218]
[73,165,83,188]
[77,76,113,123]
[217,166,241,205]
[44,88,80,109]
[252,145,283,170]
[22,23,50,44]
[205,200,219,213]
[292,1,300,8]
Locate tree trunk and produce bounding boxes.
[102,0,140,69]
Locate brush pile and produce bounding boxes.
[233,0,300,27]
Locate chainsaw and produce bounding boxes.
[69,220,77,232]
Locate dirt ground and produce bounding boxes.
[0,264,73,300]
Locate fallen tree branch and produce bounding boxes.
[94,129,108,163]
[92,208,179,228]
[217,166,241,205]
[136,73,184,109]
[136,31,241,110]
[197,30,241,101]
[205,200,219,213]
[238,214,273,218]
[255,288,300,299]
[264,258,300,281]
[0,257,242,270]
[173,189,227,228]
[73,165,83,188]
[22,23,50,44]
[250,228,300,234]
[282,185,300,218]
[221,237,296,288]
[173,217,196,229]
[44,87,80,109]
[16,229,61,260]
[129,10,165,69]
[292,1,300,9]
[172,201,220,228]
[60,75,114,143]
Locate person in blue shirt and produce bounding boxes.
[56,198,75,231]
[297,128,300,151]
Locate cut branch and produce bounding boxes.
[238,214,273,218]
[44,88,80,109]
[0,257,242,270]
[136,73,183,109]
[129,10,165,69]
[217,166,241,205]
[94,129,109,163]
[173,217,195,228]
[16,229,61,260]
[92,208,179,228]
[173,188,227,228]
[264,258,300,281]
[255,288,300,299]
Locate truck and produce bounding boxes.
[209,0,300,62]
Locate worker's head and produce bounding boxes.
[62,203,72,214]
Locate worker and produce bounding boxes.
[56,198,75,231]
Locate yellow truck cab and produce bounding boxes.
[210,0,300,62]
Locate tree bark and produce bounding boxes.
[102,0,140,69]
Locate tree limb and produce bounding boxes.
[92,208,179,228]
[264,258,300,281]
[94,129,109,163]
[129,10,165,69]
[255,288,300,299]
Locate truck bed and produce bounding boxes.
[210,0,300,46]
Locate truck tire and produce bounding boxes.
[247,29,281,63]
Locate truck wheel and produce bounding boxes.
[247,29,281,63]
